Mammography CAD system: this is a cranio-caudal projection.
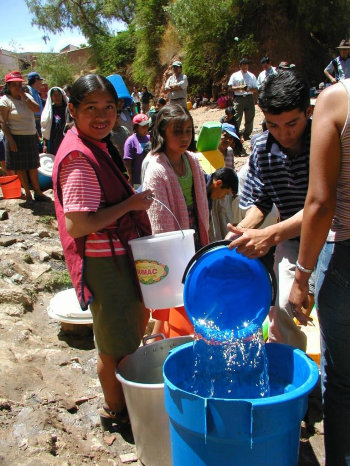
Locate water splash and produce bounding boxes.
[180,319,270,399]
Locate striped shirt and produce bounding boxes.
[328,79,350,241]
[59,150,126,257]
[240,122,311,221]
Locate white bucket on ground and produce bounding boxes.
[128,229,195,309]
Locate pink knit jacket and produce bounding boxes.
[143,151,209,247]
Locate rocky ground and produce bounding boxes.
[0,105,325,465]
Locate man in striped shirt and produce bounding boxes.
[227,71,313,351]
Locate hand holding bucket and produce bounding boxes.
[182,241,277,338]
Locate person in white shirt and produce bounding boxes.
[228,58,258,140]
[164,60,188,109]
[257,56,277,88]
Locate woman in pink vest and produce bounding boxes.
[53,74,153,432]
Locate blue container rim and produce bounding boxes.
[163,342,319,406]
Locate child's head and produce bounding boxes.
[68,74,118,141]
[151,104,196,154]
[208,167,238,200]
[155,97,166,111]
[132,113,151,136]
[219,123,242,154]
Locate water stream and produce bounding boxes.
[180,319,270,399]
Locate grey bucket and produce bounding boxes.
[116,334,193,466]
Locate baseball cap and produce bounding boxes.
[172,60,182,67]
[222,123,240,141]
[5,71,24,83]
[28,71,44,81]
[132,113,151,126]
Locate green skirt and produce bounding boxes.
[84,254,149,359]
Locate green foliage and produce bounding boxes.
[43,270,72,292]
[132,0,169,87]
[37,215,55,225]
[91,29,136,76]
[35,53,76,88]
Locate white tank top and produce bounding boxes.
[327,78,350,241]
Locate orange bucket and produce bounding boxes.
[0,175,22,199]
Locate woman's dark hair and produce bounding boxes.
[225,106,236,116]
[258,70,310,114]
[69,74,118,108]
[69,75,126,176]
[50,87,66,106]
[151,104,196,153]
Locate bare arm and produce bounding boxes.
[226,208,303,258]
[324,68,337,84]
[123,159,133,185]
[19,89,40,113]
[65,190,153,238]
[0,106,17,151]
[289,82,346,319]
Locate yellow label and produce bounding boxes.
[135,260,169,285]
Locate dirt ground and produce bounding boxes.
[0,105,325,465]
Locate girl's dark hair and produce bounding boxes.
[151,104,196,153]
[69,74,118,108]
[225,106,235,116]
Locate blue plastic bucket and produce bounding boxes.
[182,241,276,338]
[106,74,133,108]
[163,342,319,466]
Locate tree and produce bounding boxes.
[25,0,135,41]
[35,53,76,88]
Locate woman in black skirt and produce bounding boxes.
[0,71,50,201]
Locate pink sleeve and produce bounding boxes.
[59,151,101,213]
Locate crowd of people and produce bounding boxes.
[1,38,350,465]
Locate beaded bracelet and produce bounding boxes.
[296,260,313,274]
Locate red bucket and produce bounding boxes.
[0,175,22,199]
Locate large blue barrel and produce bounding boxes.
[163,342,319,466]
[106,74,133,108]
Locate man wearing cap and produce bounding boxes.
[164,61,188,109]
[228,58,258,140]
[257,56,277,88]
[27,71,44,136]
[123,113,151,188]
[324,39,350,83]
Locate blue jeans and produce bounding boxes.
[315,239,350,466]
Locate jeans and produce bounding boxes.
[316,239,350,466]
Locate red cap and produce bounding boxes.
[132,113,151,126]
[5,71,25,83]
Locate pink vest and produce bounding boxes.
[53,128,152,309]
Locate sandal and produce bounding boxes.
[100,406,130,432]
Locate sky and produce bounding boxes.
[0,0,123,54]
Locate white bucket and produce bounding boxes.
[128,229,195,309]
[38,153,54,191]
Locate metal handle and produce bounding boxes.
[142,333,165,345]
[147,194,185,239]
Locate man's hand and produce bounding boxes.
[288,279,311,325]
[226,223,273,258]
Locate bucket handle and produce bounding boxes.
[147,195,185,239]
[182,239,277,305]
[142,333,166,345]
[0,176,19,186]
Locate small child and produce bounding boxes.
[206,167,238,242]
[143,103,209,338]
[123,113,151,189]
